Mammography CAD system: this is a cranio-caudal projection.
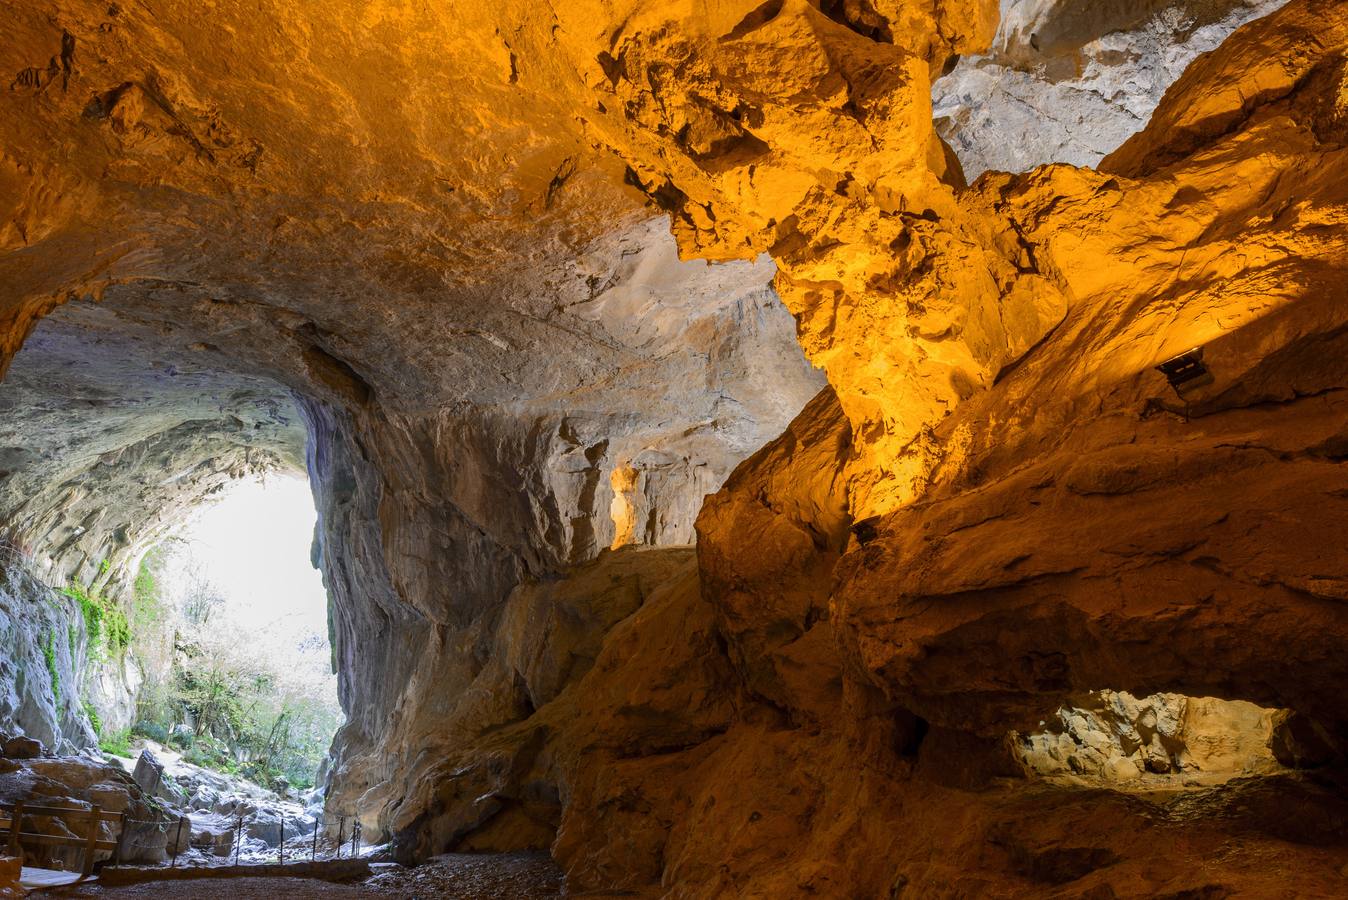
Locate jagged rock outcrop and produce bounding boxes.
[0,0,1346,896]
[0,553,96,751]
[933,0,1289,177]
[0,744,187,866]
[1016,691,1279,782]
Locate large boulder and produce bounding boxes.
[0,855,21,899]
[187,783,220,812]
[189,814,236,857]
[243,805,315,846]
[2,736,42,760]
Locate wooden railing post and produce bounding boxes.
[112,811,128,866]
[170,816,185,868]
[81,805,101,878]
[7,802,23,857]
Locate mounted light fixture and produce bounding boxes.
[1155,347,1212,397]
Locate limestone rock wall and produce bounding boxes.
[0,554,95,752]
[933,0,1289,177]
[0,0,1346,895]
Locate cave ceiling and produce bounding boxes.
[0,0,834,586]
[3,1,1348,892]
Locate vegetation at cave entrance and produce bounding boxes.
[123,549,342,790]
[42,629,60,704]
[62,579,131,661]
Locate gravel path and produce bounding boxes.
[33,851,573,899]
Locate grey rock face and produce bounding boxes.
[933,0,1289,177]
[0,554,97,750]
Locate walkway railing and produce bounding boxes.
[1,801,124,882]
[109,809,365,870]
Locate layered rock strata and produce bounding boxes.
[0,0,1346,896]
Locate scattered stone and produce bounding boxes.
[1016,691,1277,783]
[2,736,43,760]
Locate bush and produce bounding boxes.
[83,702,103,737]
[99,728,133,758]
[132,720,169,743]
[183,742,238,775]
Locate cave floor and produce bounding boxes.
[31,852,582,900]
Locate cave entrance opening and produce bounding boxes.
[131,472,344,799]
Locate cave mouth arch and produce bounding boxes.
[0,295,318,751]
[150,472,344,788]
[0,296,308,586]
[0,216,828,856]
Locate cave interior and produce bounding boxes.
[2,0,1348,896]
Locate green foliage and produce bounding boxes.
[132,556,169,632]
[177,649,250,740]
[125,545,341,791]
[132,720,169,743]
[99,728,133,758]
[184,738,239,775]
[42,630,60,704]
[63,583,131,660]
[83,701,102,737]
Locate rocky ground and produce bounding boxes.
[3,0,1348,896]
[32,853,571,899]
[109,742,327,865]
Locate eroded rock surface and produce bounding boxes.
[933,0,1290,176]
[1016,691,1279,782]
[1,0,1347,896]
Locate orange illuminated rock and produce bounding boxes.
[1,0,1347,896]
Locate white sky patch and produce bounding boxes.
[172,474,329,655]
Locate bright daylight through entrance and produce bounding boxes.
[115,475,341,800]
